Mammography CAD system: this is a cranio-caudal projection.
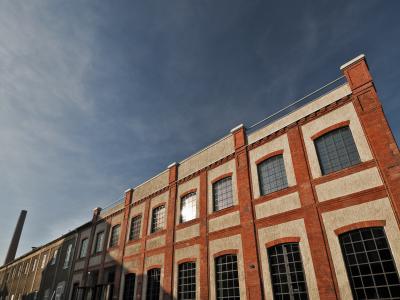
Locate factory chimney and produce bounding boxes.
[3,210,27,265]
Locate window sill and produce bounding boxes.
[176,218,200,230]
[209,205,239,220]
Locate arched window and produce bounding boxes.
[215,254,240,300]
[339,227,400,299]
[178,261,196,300]
[314,126,360,175]
[267,242,308,299]
[146,268,161,300]
[213,177,233,212]
[151,205,166,233]
[129,215,142,241]
[180,192,197,223]
[109,224,120,247]
[123,273,136,300]
[257,154,288,195]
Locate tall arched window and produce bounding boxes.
[215,254,240,300]
[339,227,400,299]
[267,242,308,299]
[146,268,161,300]
[178,261,196,300]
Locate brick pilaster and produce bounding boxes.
[341,55,400,225]
[113,188,133,299]
[231,124,263,300]
[287,126,338,299]
[82,207,102,287]
[163,162,178,300]
[199,171,209,299]
[135,193,151,300]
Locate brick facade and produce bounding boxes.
[1,55,399,300]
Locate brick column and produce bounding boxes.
[113,188,134,299]
[287,126,338,299]
[135,193,151,300]
[231,124,263,300]
[199,171,209,299]
[341,55,400,225]
[82,207,102,287]
[163,162,178,300]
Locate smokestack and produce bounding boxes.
[4,210,27,265]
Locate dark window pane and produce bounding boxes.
[146,268,161,300]
[109,225,120,248]
[178,262,196,300]
[315,126,360,175]
[123,273,136,300]
[339,227,400,300]
[129,215,141,240]
[151,205,165,233]
[213,177,233,212]
[267,243,309,299]
[215,254,240,300]
[257,154,288,195]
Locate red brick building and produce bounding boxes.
[1,54,400,300]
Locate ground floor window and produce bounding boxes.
[339,227,400,299]
[123,273,136,300]
[267,242,308,299]
[178,261,196,300]
[146,268,161,300]
[215,254,240,300]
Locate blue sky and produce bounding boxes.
[0,1,399,261]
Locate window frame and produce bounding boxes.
[256,152,288,196]
[214,252,240,300]
[146,268,161,300]
[79,238,89,259]
[150,205,166,234]
[267,241,309,299]
[129,215,142,241]
[177,260,197,300]
[339,226,400,299]
[212,175,234,212]
[109,224,121,248]
[94,231,105,254]
[180,191,197,223]
[313,124,361,175]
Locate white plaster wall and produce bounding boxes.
[249,133,296,199]
[255,192,301,219]
[322,198,400,300]
[73,260,85,271]
[173,245,200,299]
[301,102,373,178]
[146,235,166,250]
[248,84,352,144]
[88,255,101,267]
[207,160,238,214]
[209,235,247,300]
[258,219,320,300]
[133,170,169,201]
[176,177,200,224]
[178,136,235,180]
[315,167,383,202]
[208,211,241,232]
[125,243,141,256]
[175,224,200,243]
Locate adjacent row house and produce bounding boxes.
[1,54,400,300]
